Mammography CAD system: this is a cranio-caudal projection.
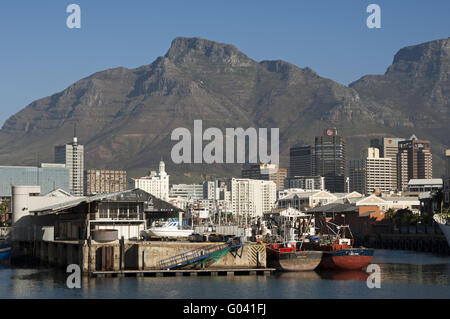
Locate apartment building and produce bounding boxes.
[230,178,276,218]
[349,148,393,195]
[85,170,127,195]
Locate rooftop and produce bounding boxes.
[306,202,359,214]
[31,188,184,214]
[408,179,443,186]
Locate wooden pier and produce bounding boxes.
[91,268,275,278]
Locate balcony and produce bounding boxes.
[91,210,144,221]
[91,203,144,221]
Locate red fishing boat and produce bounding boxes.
[266,242,323,271]
[317,239,374,270]
[311,222,374,270]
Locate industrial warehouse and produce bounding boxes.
[9,186,268,276]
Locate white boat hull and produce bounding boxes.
[434,215,450,247]
[145,228,194,238]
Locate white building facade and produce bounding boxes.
[169,183,204,200]
[349,148,393,195]
[54,136,84,196]
[230,178,276,218]
[134,161,169,200]
[285,176,325,191]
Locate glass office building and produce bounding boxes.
[0,164,70,197]
[314,129,346,193]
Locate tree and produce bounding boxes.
[385,208,396,221]
[388,208,417,225]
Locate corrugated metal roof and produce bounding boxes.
[381,196,419,201]
[264,207,306,215]
[30,189,184,214]
[408,179,443,185]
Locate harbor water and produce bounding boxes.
[0,250,448,299]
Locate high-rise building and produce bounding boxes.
[370,137,406,190]
[203,180,219,200]
[284,176,325,191]
[289,146,314,177]
[369,138,383,156]
[314,129,346,192]
[200,180,232,215]
[230,178,276,218]
[349,148,393,195]
[349,160,365,195]
[397,136,432,191]
[85,170,127,195]
[54,136,84,196]
[0,164,70,198]
[133,160,169,200]
[241,164,287,191]
[169,184,204,200]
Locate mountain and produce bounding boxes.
[0,37,448,182]
[350,38,450,121]
[350,38,450,174]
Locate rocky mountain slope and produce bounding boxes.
[0,37,448,182]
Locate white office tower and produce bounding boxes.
[203,180,219,200]
[169,183,204,200]
[134,160,169,200]
[54,136,84,196]
[231,178,276,218]
[349,148,393,195]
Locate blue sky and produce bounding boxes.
[0,0,449,125]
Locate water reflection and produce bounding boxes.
[378,263,450,287]
[276,271,321,281]
[316,269,369,282]
[0,250,449,298]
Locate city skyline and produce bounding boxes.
[5,129,446,189]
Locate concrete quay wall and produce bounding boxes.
[12,240,267,274]
[125,242,266,270]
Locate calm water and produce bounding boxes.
[0,250,449,299]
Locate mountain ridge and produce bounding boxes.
[0,36,448,182]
